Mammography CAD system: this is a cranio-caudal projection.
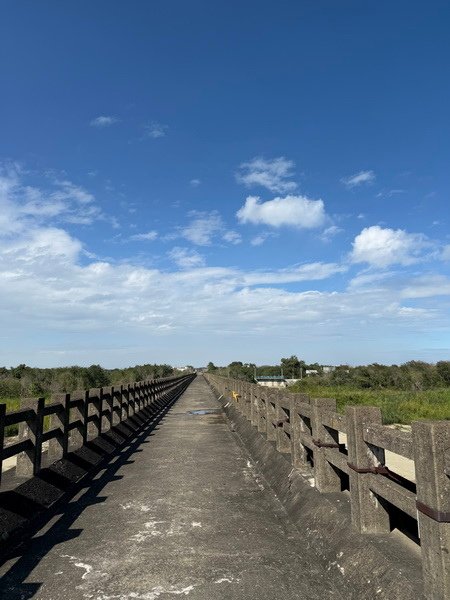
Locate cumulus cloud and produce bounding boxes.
[351,225,428,267]
[236,195,326,229]
[236,157,297,193]
[1,161,448,366]
[190,179,201,187]
[90,116,119,127]
[341,170,376,188]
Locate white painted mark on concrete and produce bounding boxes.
[120,501,152,512]
[94,584,196,599]
[75,562,94,579]
[215,576,241,584]
[130,518,200,543]
[242,460,265,491]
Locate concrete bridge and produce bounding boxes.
[0,374,448,599]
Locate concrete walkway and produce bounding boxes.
[0,376,344,600]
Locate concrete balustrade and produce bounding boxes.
[0,373,195,486]
[205,373,450,600]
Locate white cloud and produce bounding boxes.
[401,275,450,298]
[320,225,343,242]
[0,164,107,229]
[351,226,428,267]
[190,179,201,187]
[240,262,347,285]
[441,244,450,261]
[236,157,297,193]
[1,161,449,367]
[236,195,326,229]
[250,231,277,246]
[182,211,223,245]
[222,231,242,245]
[341,170,376,188]
[143,121,168,139]
[90,116,119,127]
[130,231,158,241]
[168,247,205,268]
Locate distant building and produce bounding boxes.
[322,365,336,374]
[305,369,319,376]
[255,375,287,388]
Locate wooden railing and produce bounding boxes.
[0,373,195,485]
[205,374,450,600]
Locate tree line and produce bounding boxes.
[0,363,177,399]
[207,356,450,391]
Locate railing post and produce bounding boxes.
[345,406,390,533]
[135,382,141,412]
[250,383,259,426]
[17,397,44,477]
[266,389,277,442]
[70,390,85,450]
[148,380,155,412]
[311,398,341,493]
[81,390,90,445]
[276,392,291,454]
[100,387,112,432]
[291,394,310,469]
[412,420,450,600]
[48,393,70,462]
[257,388,267,433]
[110,386,118,425]
[88,388,101,440]
[0,404,6,485]
[129,383,136,414]
[117,385,124,423]
[123,383,130,419]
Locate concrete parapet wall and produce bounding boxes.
[205,373,449,600]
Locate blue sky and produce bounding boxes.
[1,1,450,367]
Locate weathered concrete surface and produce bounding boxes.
[219,389,424,600]
[0,376,346,600]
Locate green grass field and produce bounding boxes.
[288,383,450,424]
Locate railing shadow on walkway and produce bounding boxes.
[0,398,179,599]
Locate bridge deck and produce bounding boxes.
[0,376,343,600]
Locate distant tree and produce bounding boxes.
[84,364,111,388]
[10,364,28,379]
[436,361,450,385]
[281,355,305,378]
[207,362,218,372]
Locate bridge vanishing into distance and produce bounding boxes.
[0,373,448,599]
